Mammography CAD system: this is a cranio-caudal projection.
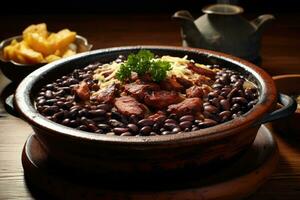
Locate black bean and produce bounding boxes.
[230,75,238,83]
[220,89,231,97]
[168,113,177,120]
[70,105,81,111]
[37,99,46,106]
[160,128,166,132]
[219,111,232,121]
[130,115,139,124]
[95,129,104,134]
[78,109,88,117]
[212,83,223,89]
[56,101,65,108]
[68,78,79,85]
[179,121,192,129]
[227,88,238,99]
[150,132,158,136]
[53,111,64,120]
[191,127,199,131]
[46,84,54,90]
[208,91,219,99]
[98,124,111,131]
[140,126,152,136]
[78,125,88,131]
[232,97,248,105]
[198,119,218,128]
[87,119,96,125]
[92,117,106,122]
[45,90,53,99]
[179,115,194,122]
[165,119,177,124]
[172,127,181,134]
[69,109,78,119]
[55,90,65,96]
[161,131,172,135]
[184,128,190,132]
[111,111,123,120]
[210,98,220,108]
[69,120,79,127]
[121,132,132,136]
[138,119,154,127]
[62,118,70,125]
[220,99,230,111]
[90,105,97,110]
[36,96,45,101]
[248,100,258,108]
[96,104,111,111]
[64,101,73,108]
[127,124,139,133]
[203,102,211,106]
[204,105,218,113]
[153,123,161,132]
[87,124,99,132]
[109,119,124,127]
[164,123,178,130]
[234,79,244,89]
[89,109,106,116]
[42,105,59,115]
[219,76,230,85]
[231,103,241,113]
[113,127,129,135]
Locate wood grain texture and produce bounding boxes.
[20,126,278,200]
[0,13,300,199]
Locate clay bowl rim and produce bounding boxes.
[15,46,276,146]
[273,74,300,114]
[0,34,92,67]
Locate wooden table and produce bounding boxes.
[0,13,300,199]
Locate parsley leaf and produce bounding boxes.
[116,63,131,82]
[115,50,171,82]
[149,60,171,82]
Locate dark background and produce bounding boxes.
[1,0,298,15]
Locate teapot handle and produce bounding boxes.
[252,14,275,32]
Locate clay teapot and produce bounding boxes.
[172,4,275,62]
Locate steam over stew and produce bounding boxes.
[35,50,259,136]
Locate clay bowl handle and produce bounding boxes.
[256,93,297,125]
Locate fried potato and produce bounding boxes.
[23,23,48,40]
[48,29,76,51]
[3,23,77,64]
[45,54,61,63]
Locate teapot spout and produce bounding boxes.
[252,14,275,33]
[172,10,206,47]
[172,10,195,22]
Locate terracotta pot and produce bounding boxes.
[272,74,300,135]
[14,46,296,178]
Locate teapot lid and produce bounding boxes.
[202,4,244,15]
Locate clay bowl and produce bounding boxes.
[272,74,300,135]
[14,46,296,179]
[0,35,92,82]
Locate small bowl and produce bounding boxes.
[0,35,92,82]
[272,74,300,135]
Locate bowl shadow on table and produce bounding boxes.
[0,81,19,117]
[245,124,300,199]
[22,147,254,200]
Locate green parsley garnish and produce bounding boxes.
[116,50,171,82]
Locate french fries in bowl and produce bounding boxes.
[0,23,92,82]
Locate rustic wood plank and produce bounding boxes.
[0,13,300,199]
